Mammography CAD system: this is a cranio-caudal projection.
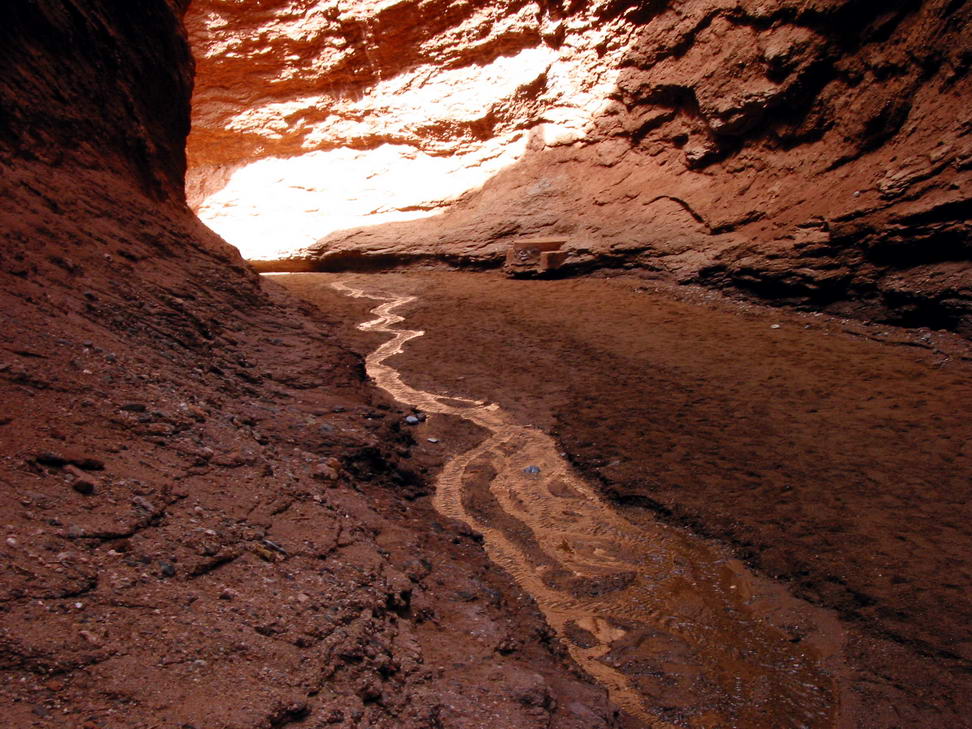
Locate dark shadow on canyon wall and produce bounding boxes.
[264,0,971,335]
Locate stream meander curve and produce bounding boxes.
[332,279,845,729]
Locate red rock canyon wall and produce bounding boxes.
[187,0,972,334]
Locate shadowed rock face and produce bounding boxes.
[1,0,194,201]
[188,0,971,334]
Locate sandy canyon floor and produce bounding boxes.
[277,270,972,729]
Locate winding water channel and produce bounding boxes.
[332,279,845,728]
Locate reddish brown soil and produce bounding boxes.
[0,260,625,729]
[279,271,972,729]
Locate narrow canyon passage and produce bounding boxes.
[277,271,972,728]
[3,2,970,728]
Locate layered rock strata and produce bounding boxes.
[188,0,972,333]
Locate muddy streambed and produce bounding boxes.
[275,271,972,728]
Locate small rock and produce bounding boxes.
[120,403,146,412]
[427,438,440,444]
[35,451,68,467]
[39,451,104,471]
[404,415,420,425]
[159,561,176,578]
[145,422,172,436]
[523,465,541,475]
[770,324,781,329]
[131,495,155,512]
[496,637,521,655]
[261,538,288,555]
[65,465,97,495]
[79,630,101,645]
[71,478,94,496]
[250,543,279,562]
[312,463,339,481]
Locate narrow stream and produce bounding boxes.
[333,280,844,728]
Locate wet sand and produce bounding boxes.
[276,271,972,728]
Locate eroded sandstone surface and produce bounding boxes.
[188,0,971,333]
[186,0,638,259]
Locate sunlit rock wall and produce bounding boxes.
[188,0,972,332]
[186,0,637,260]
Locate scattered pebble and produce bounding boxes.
[312,463,339,481]
[159,561,176,578]
[71,479,95,496]
[131,495,155,512]
[65,465,97,495]
[145,422,172,436]
[427,437,440,443]
[404,415,420,425]
[262,538,288,555]
[770,324,781,329]
[523,465,541,475]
